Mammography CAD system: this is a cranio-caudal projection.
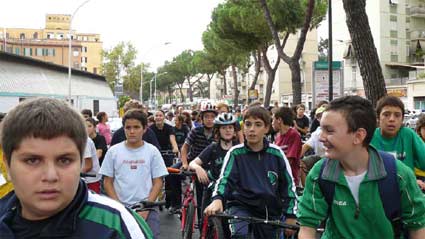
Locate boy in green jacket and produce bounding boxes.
[297,96,425,239]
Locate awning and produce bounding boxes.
[385,63,425,70]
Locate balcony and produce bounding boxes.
[410,6,425,18]
[384,77,408,86]
[410,30,425,40]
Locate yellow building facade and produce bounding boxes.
[0,14,102,74]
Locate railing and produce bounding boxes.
[385,77,408,86]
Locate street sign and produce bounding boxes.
[312,61,343,106]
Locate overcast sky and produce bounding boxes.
[1,0,223,70]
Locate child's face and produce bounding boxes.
[85,121,96,136]
[4,136,81,220]
[271,116,282,131]
[319,111,359,160]
[219,125,235,141]
[243,117,269,147]
[202,112,216,128]
[154,111,165,124]
[378,106,403,138]
[124,119,145,145]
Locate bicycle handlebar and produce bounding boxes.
[129,200,166,212]
[212,213,300,231]
[167,167,196,176]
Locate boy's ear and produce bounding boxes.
[353,128,367,145]
[3,154,11,181]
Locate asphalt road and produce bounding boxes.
[158,208,200,239]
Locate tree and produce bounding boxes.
[318,37,328,61]
[192,50,217,98]
[342,0,386,106]
[101,42,136,89]
[259,0,327,105]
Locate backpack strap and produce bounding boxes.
[318,158,334,207]
[377,151,403,239]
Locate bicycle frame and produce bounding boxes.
[181,174,197,233]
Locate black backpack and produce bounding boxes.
[318,151,406,239]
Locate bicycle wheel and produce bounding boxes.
[206,217,225,239]
[182,202,195,239]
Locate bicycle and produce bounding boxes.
[205,212,300,239]
[167,167,198,239]
[129,200,166,214]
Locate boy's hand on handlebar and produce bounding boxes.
[204,199,223,216]
[284,218,297,237]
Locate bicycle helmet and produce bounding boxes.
[200,102,217,116]
[214,113,237,126]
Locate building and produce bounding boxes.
[0,51,116,116]
[0,14,102,74]
[331,0,425,109]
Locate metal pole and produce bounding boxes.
[328,0,333,101]
[154,72,157,109]
[68,0,91,103]
[140,63,143,103]
[150,79,153,106]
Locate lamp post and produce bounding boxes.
[68,0,92,103]
[139,42,171,104]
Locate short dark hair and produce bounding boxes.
[326,96,376,147]
[376,96,405,116]
[1,98,87,164]
[243,106,271,127]
[274,107,295,126]
[96,112,107,122]
[296,104,305,110]
[122,109,147,128]
[85,117,97,126]
[81,109,93,117]
[123,99,143,113]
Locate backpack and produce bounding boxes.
[318,151,405,239]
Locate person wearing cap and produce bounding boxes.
[299,104,327,187]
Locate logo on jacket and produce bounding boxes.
[267,171,278,185]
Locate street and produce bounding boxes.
[159,209,200,239]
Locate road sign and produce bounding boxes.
[312,61,343,106]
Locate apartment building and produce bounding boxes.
[0,14,102,74]
[331,0,425,110]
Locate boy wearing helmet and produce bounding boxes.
[189,113,239,210]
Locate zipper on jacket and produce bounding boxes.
[354,205,360,219]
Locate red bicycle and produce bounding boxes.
[167,168,198,239]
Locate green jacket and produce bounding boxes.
[297,147,425,239]
[370,127,425,171]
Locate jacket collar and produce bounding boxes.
[0,180,88,237]
[321,146,387,183]
[244,137,270,153]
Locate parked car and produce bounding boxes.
[405,114,420,129]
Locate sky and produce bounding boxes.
[0,0,223,70]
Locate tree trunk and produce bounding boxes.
[187,77,194,102]
[222,71,227,98]
[261,47,279,107]
[259,0,315,106]
[177,83,185,102]
[231,65,239,109]
[206,73,214,98]
[342,0,386,107]
[288,60,302,105]
[249,49,262,90]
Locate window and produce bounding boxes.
[93,67,97,74]
[33,32,38,39]
[93,100,99,115]
[406,17,410,23]
[81,67,87,71]
[391,54,398,62]
[20,33,25,39]
[390,30,398,38]
[47,33,54,39]
[36,48,43,56]
[57,33,64,40]
[24,48,32,56]
[47,48,55,56]
[390,15,397,22]
[390,4,397,14]
[81,56,88,63]
[414,97,425,110]
[83,46,88,53]
[15,48,20,55]
[390,39,398,45]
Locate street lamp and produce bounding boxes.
[139,42,171,103]
[68,0,92,103]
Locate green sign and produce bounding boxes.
[314,61,342,70]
